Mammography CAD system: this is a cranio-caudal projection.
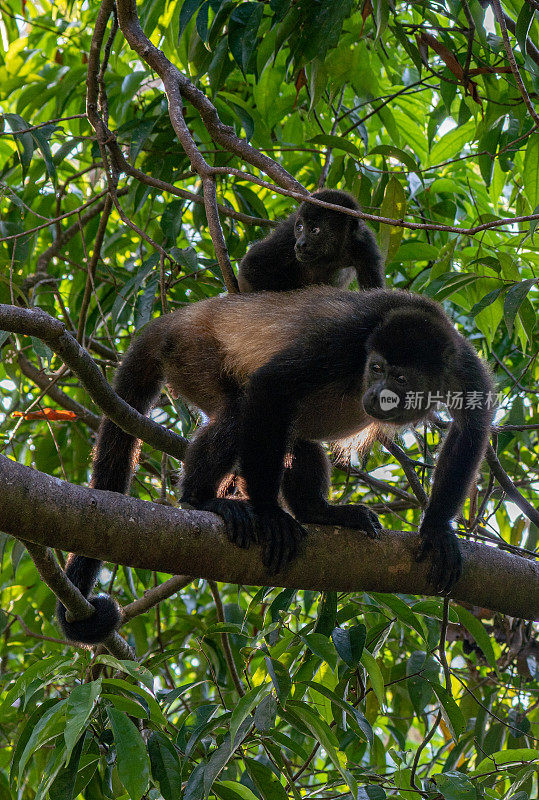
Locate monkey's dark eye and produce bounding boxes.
[370,363,383,373]
[311,227,320,235]
[396,375,407,385]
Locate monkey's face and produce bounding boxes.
[361,352,438,424]
[294,208,348,264]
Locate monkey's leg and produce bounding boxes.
[282,440,382,537]
[181,403,240,504]
[180,402,256,550]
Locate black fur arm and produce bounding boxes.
[351,226,385,289]
[238,215,298,292]
[418,348,494,590]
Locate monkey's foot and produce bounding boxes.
[295,502,382,539]
[254,506,306,574]
[416,524,463,593]
[186,498,305,574]
[194,498,258,550]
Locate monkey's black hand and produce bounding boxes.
[327,504,382,538]
[416,522,463,593]
[253,505,307,574]
[295,503,382,538]
[193,498,258,550]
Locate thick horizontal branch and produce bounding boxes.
[0,455,537,620]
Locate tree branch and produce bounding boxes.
[0,304,188,460]
[1,455,537,620]
[114,0,304,194]
[485,444,539,528]
[16,351,100,430]
[491,0,539,125]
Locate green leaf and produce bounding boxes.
[94,656,155,692]
[371,594,426,640]
[469,286,505,317]
[31,125,58,187]
[308,134,361,157]
[373,0,389,39]
[300,632,338,670]
[396,242,439,261]
[107,707,150,800]
[503,279,537,333]
[429,683,466,740]
[244,757,288,800]
[269,587,296,621]
[196,0,210,42]
[406,651,439,716]
[454,606,497,671]
[430,121,476,166]
[424,271,480,301]
[473,748,539,777]
[185,707,228,757]
[49,733,86,800]
[478,116,504,187]
[370,145,419,174]
[64,680,101,761]
[523,134,539,209]
[436,770,477,800]
[178,0,205,42]
[357,788,387,800]
[331,624,366,667]
[17,701,67,784]
[0,657,71,716]
[265,656,291,700]
[214,782,260,800]
[516,3,535,57]
[303,680,373,745]
[102,693,149,719]
[228,3,264,73]
[254,693,277,732]
[411,600,459,623]
[287,700,357,796]
[3,112,34,176]
[203,717,253,797]
[10,698,61,785]
[314,591,337,637]
[379,176,406,264]
[230,683,269,746]
[291,0,354,63]
[184,763,205,800]
[361,649,385,707]
[148,731,182,800]
[102,678,167,725]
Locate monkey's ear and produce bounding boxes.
[350,216,367,241]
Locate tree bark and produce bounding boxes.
[0,455,537,620]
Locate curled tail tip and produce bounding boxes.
[56,595,121,645]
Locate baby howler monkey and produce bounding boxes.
[57,287,494,644]
[238,190,384,292]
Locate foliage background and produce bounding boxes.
[0,0,538,798]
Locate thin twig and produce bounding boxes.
[122,575,193,622]
[208,580,245,696]
[491,0,539,124]
[410,599,450,789]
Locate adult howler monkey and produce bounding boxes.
[57,287,494,645]
[238,190,384,292]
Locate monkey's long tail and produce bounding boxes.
[56,327,165,644]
